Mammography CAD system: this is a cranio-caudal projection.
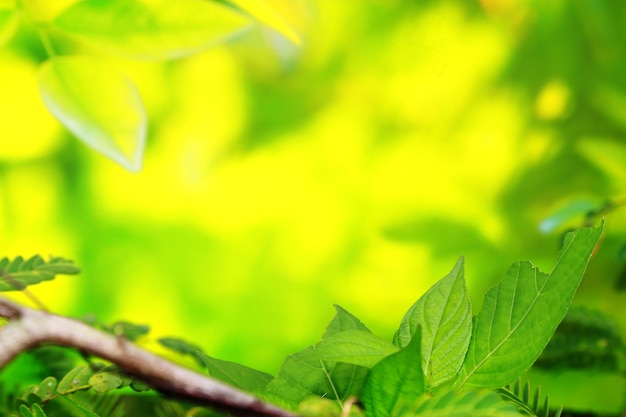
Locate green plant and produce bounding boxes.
[1,0,300,171]
[0,222,604,416]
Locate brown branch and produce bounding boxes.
[0,297,298,417]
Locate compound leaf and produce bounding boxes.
[53,0,250,59]
[394,257,472,388]
[38,56,147,172]
[0,255,79,291]
[410,389,521,417]
[361,328,425,417]
[457,223,603,388]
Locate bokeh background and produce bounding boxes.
[2,0,626,413]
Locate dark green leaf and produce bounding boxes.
[361,328,425,417]
[53,0,250,59]
[457,223,603,388]
[102,321,150,341]
[394,257,472,388]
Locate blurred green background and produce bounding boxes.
[2,0,626,412]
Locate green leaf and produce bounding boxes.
[36,377,57,402]
[53,0,250,60]
[228,0,301,45]
[361,328,425,417]
[394,257,472,388]
[56,394,102,417]
[18,403,47,417]
[457,223,603,388]
[89,372,123,393]
[267,308,375,407]
[38,56,147,172]
[201,354,273,392]
[102,321,150,341]
[298,330,399,369]
[324,305,371,338]
[539,200,599,232]
[58,366,95,394]
[158,337,205,366]
[409,390,522,417]
[0,255,79,291]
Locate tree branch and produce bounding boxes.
[0,297,298,417]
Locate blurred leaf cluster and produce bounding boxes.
[1,0,626,415]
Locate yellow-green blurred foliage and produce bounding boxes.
[2,3,626,403]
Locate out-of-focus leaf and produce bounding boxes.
[393,257,472,388]
[53,0,251,59]
[89,372,123,393]
[0,255,80,291]
[58,366,94,394]
[540,200,600,232]
[229,0,301,45]
[158,337,205,367]
[36,377,57,402]
[38,56,147,172]
[0,5,18,47]
[18,404,47,417]
[102,321,150,341]
[577,137,626,182]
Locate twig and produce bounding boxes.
[0,297,298,417]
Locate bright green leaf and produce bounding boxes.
[409,390,521,417]
[53,0,250,59]
[201,354,273,392]
[457,223,603,388]
[361,328,425,417]
[229,0,301,45]
[394,257,472,388]
[38,56,147,172]
[89,372,123,393]
[298,330,399,369]
[324,305,371,338]
[267,347,370,408]
[267,308,375,407]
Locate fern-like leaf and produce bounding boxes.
[498,379,563,417]
[0,256,80,291]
